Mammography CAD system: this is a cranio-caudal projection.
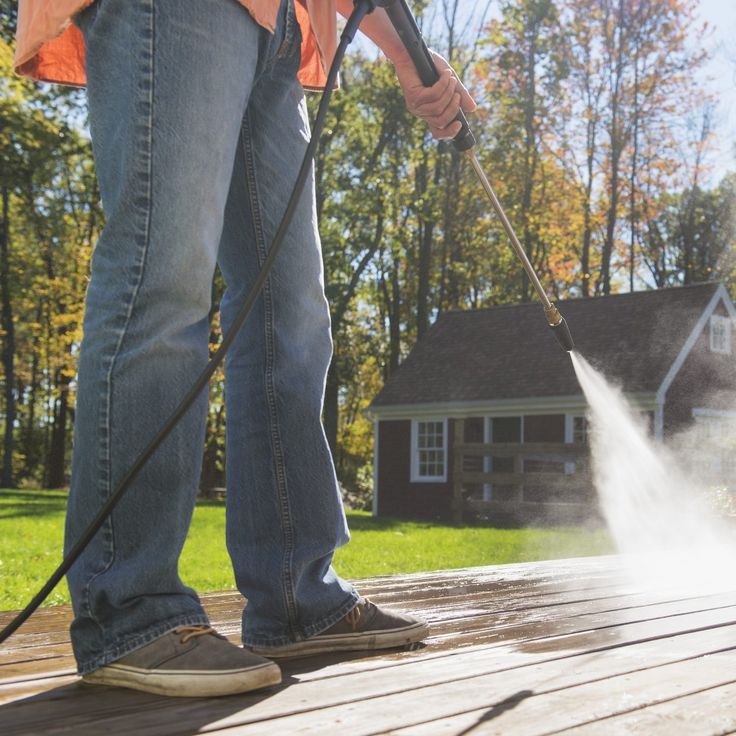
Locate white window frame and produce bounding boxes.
[691,408,736,480]
[410,418,448,483]
[573,416,588,444]
[483,417,493,501]
[709,315,732,355]
[564,414,587,474]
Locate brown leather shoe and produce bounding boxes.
[249,598,429,658]
[83,625,281,697]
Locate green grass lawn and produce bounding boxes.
[0,489,614,610]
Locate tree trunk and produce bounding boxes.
[201,403,226,492]
[23,308,42,477]
[441,149,463,311]
[581,193,593,297]
[600,142,621,295]
[681,191,695,284]
[580,72,599,298]
[599,0,627,296]
[46,372,70,488]
[520,25,539,303]
[388,259,402,374]
[379,258,402,379]
[628,49,640,292]
[1,186,16,488]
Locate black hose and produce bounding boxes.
[0,0,375,646]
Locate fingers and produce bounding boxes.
[394,50,478,141]
[406,68,457,116]
[412,71,471,140]
[458,83,477,113]
[429,118,463,140]
[411,69,476,116]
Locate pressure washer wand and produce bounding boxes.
[466,154,574,351]
[378,0,575,352]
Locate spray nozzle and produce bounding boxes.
[544,304,575,352]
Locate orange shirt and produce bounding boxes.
[14,0,337,90]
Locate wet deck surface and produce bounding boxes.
[3,555,736,735]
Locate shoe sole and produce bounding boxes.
[82,660,282,697]
[249,621,430,658]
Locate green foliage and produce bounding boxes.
[643,174,736,288]
[1,38,101,487]
[477,0,578,300]
[1,0,732,495]
[0,1,16,45]
[0,490,613,609]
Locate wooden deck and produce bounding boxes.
[3,555,736,735]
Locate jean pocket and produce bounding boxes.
[72,0,100,32]
[275,0,301,61]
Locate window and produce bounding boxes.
[411,419,447,482]
[572,416,588,444]
[710,315,732,354]
[565,414,588,475]
[691,411,736,482]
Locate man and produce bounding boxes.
[14,0,476,697]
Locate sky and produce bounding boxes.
[696,0,736,183]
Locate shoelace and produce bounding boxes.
[344,598,372,631]
[174,625,222,644]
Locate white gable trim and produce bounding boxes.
[369,393,658,420]
[654,401,664,441]
[692,407,736,418]
[371,395,587,420]
[656,284,736,406]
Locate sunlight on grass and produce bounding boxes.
[333,512,613,580]
[0,489,71,608]
[0,490,613,609]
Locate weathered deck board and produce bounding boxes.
[2,555,736,735]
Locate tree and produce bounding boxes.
[555,0,708,295]
[310,54,411,458]
[643,174,736,288]
[0,0,17,45]
[477,0,576,302]
[0,39,99,487]
[558,0,607,296]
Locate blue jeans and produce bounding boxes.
[67,0,358,674]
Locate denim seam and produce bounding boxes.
[275,0,297,60]
[242,591,360,648]
[300,590,361,639]
[241,114,299,640]
[80,0,156,632]
[262,0,298,74]
[77,612,210,675]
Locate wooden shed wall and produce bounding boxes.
[664,303,736,435]
[376,415,569,521]
[375,419,454,520]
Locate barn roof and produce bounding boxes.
[371,283,725,408]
